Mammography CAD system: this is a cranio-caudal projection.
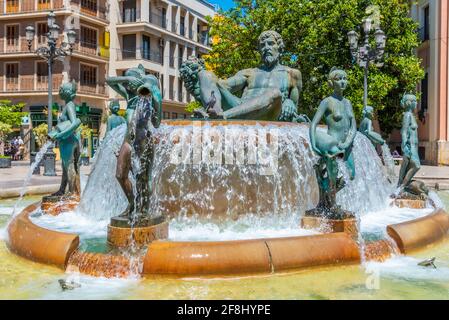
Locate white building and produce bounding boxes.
[108,0,216,119]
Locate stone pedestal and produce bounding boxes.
[301,210,359,239]
[41,195,79,215]
[107,216,168,248]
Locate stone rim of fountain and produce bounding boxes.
[6,198,449,278]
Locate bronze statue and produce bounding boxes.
[180,30,302,121]
[106,65,163,227]
[359,105,385,147]
[397,94,428,197]
[106,100,126,133]
[48,81,81,197]
[308,67,357,217]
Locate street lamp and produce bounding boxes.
[347,18,386,109]
[26,11,76,176]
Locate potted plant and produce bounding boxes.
[78,124,92,166]
[0,122,12,168]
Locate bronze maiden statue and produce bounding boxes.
[397,94,428,198]
[308,67,357,218]
[359,105,385,147]
[48,81,81,197]
[180,30,302,121]
[106,100,126,133]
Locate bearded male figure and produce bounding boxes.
[180,30,302,121]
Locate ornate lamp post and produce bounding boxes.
[347,18,386,109]
[25,11,76,176]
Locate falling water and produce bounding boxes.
[77,124,127,220]
[337,134,395,214]
[381,143,396,183]
[11,141,52,217]
[76,122,396,233]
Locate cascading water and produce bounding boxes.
[77,124,128,220]
[11,141,52,217]
[337,134,395,214]
[381,143,396,183]
[76,122,395,227]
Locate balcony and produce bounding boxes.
[117,48,163,64]
[198,33,210,46]
[70,0,108,21]
[78,82,106,95]
[149,12,167,29]
[119,8,141,23]
[0,74,63,92]
[73,40,109,60]
[0,38,32,54]
[0,0,64,15]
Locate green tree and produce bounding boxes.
[205,0,424,134]
[0,100,27,128]
[32,123,48,149]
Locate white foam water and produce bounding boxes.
[77,124,128,220]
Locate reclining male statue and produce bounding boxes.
[180,30,303,122]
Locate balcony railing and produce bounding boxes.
[198,33,210,46]
[0,74,63,92]
[0,0,64,14]
[149,12,167,29]
[71,0,107,21]
[78,82,106,95]
[417,26,429,43]
[0,38,34,53]
[119,8,141,23]
[117,48,163,64]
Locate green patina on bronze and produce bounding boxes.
[106,64,163,227]
[397,94,428,198]
[48,81,81,196]
[309,68,357,218]
[359,105,385,147]
[106,100,126,133]
[180,31,303,121]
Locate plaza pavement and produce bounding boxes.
[0,160,448,199]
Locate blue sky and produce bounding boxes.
[213,0,235,11]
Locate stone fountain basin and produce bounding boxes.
[6,201,449,278]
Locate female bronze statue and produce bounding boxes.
[309,67,357,214]
[48,81,81,196]
[397,94,421,190]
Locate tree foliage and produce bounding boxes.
[205,0,424,134]
[32,123,48,148]
[0,100,27,128]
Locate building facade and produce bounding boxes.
[108,0,215,120]
[0,0,110,155]
[407,0,449,165]
[0,0,215,157]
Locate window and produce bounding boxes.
[38,0,51,10]
[37,23,49,45]
[171,112,178,119]
[80,64,97,88]
[6,25,19,47]
[81,0,97,13]
[5,63,19,90]
[6,0,19,13]
[142,35,150,60]
[163,111,170,119]
[123,0,137,23]
[423,6,430,41]
[81,26,97,49]
[36,62,48,79]
[122,34,136,59]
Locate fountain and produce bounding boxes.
[5,31,449,279]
